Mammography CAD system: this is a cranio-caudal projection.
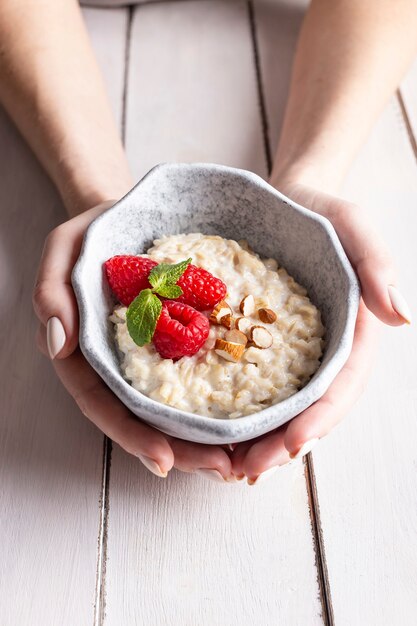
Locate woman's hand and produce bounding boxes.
[230,183,411,484]
[33,201,235,483]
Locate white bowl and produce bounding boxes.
[72,163,360,444]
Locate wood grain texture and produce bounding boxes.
[252,0,307,155]
[0,8,127,626]
[105,459,323,626]
[104,2,323,624]
[256,0,417,619]
[125,0,267,181]
[0,107,103,626]
[313,99,417,626]
[257,2,417,622]
[83,6,128,128]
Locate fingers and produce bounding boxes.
[49,338,175,475]
[38,324,234,482]
[169,438,234,482]
[329,202,410,326]
[33,200,116,359]
[232,428,291,485]
[284,301,379,456]
[231,440,254,479]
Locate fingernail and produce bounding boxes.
[388,285,412,324]
[247,465,280,486]
[46,316,66,359]
[290,438,319,460]
[195,469,228,483]
[235,473,246,481]
[137,454,168,478]
[227,443,237,452]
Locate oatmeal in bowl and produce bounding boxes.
[105,233,325,420]
[72,162,359,444]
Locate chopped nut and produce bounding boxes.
[214,338,245,362]
[255,296,270,309]
[235,316,253,335]
[209,300,232,324]
[224,329,248,346]
[239,294,255,317]
[219,314,233,329]
[250,326,273,349]
[258,308,277,324]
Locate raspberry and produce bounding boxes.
[105,255,227,311]
[153,301,210,360]
[177,265,227,310]
[104,255,157,306]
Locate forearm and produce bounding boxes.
[0,0,133,216]
[271,0,417,192]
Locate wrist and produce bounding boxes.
[57,160,134,217]
[61,179,132,218]
[270,157,345,196]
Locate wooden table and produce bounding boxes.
[1,2,416,624]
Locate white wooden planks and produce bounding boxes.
[0,8,127,626]
[0,106,103,626]
[256,0,417,620]
[5,1,415,621]
[104,2,323,624]
[314,98,417,626]
[125,0,267,181]
[105,460,323,626]
[83,7,128,128]
[253,0,308,153]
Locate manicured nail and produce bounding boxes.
[388,285,411,324]
[46,316,66,359]
[137,454,168,478]
[195,469,228,483]
[290,438,319,459]
[247,465,280,486]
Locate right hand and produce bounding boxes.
[231,181,410,483]
[33,201,235,482]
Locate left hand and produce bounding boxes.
[231,183,410,484]
[33,201,235,482]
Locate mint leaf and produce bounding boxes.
[126,289,162,347]
[156,284,183,299]
[149,258,192,293]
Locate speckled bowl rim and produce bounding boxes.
[72,163,360,444]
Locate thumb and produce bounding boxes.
[331,204,411,326]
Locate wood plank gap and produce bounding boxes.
[94,8,132,624]
[305,454,334,626]
[247,0,272,174]
[397,88,417,162]
[121,7,134,145]
[93,437,113,626]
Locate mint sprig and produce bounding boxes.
[148,258,192,293]
[156,284,183,299]
[126,257,192,347]
[127,289,162,347]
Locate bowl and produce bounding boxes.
[72,163,360,445]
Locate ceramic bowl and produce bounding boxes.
[72,163,360,444]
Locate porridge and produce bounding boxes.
[108,233,325,419]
